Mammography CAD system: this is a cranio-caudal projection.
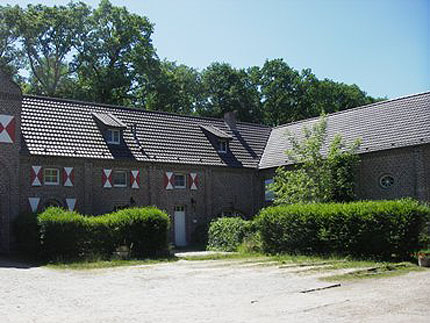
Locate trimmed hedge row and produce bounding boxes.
[256,199,430,259]
[37,207,170,260]
[207,217,253,251]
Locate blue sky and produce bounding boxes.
[4,0,430,98]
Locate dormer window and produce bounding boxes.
[199,124,233,154]
[218,140,228,153]
[92,112,127,145]
[106,129,121,144]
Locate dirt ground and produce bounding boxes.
[0,256,429,323]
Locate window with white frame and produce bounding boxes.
[265,178,275,201]
[218,140,228,153]
[174,173,186,188]
[44,168,60,186]
[113,171,127,187]
[106,129,121,144]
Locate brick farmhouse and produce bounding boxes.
[1,70,429,252]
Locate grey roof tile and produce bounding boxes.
[259,92,430,169]
[21,95,271,168]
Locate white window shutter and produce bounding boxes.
[31,166,42,186]
[102,169,112,188]
[164,172,174,190]
[63,167,74,187]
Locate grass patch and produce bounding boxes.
[181,252,261,261]
[182,251,425,281]
[46,257,178,270]
[322,262,425,281]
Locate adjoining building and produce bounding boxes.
[1,70,429,253]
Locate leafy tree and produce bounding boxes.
[74,0,157,105]
[145,60,204,114]
[271,115,361,204]
[259,59,302,126]
[0,5,23,80]
[16,2,89,96]
[199,62,262,123]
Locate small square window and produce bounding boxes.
[106,129,121,144]
[44,168,59,186]
[113,171,127,187]
[218,140,228,153]
[174,174,186,189]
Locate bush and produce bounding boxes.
[13,212,41,256]
[38,208,90,260]
[38,207,170,260]
[105,207,170,257]
[237,232,263,254]
[256,199,430,259]
[207,217,253,251]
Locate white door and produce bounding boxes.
[174,206,187,247]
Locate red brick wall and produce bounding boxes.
[19,155,260,246]
[0,70,22,253]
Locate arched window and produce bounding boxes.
[43,199,62,210]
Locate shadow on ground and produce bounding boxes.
[0,255,43,269]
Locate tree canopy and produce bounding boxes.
[0,0,383,126]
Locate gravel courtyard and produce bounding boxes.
[0,256,429,323]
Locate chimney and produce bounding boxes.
[224,111,237,130]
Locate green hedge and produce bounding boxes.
[38,207,170,260]
[207,217,253,251]
[256,199,430,259]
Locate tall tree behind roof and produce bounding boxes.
[74,0,158,106]
[17,2,89,96]
[0,5,24,81]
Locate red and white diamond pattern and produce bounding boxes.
[63,167,74,187]
[31,166,42,186]
[164,172,174,190]
[188,173,198,190]
[0,115,15,144]
[102,169,112,188]
[130,170,140,189]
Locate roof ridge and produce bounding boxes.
[23,94,270,128]
[272,90,430,130]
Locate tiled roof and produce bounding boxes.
[259,92,430,169]
[21,95,271,168]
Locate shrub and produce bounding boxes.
[207,217,253,251]
[256,199,430,259]
[13,212,41,256]
[105,207,170,257]
[38,207,170,260]
[38,208,89,259]
[237,232,263,254]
